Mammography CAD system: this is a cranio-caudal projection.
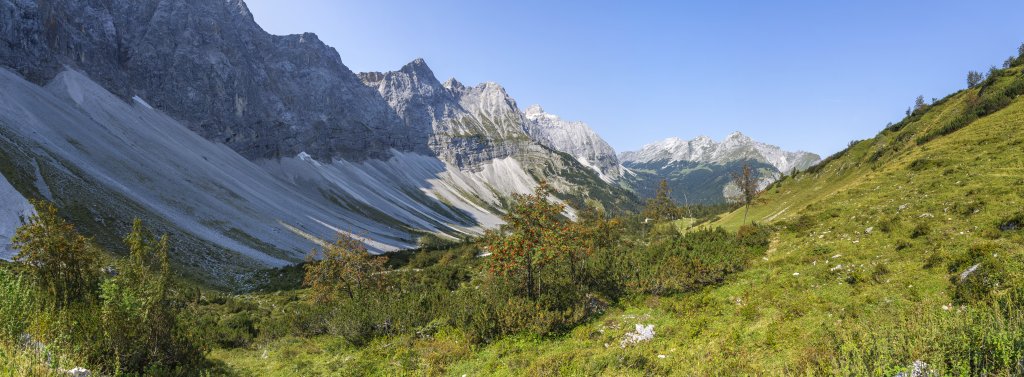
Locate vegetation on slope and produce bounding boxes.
[206,43,1024,376]
[5,41,1024,377]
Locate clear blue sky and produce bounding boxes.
[245,0,1024,157]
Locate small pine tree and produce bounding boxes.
[642,179,678,222]
[12,200,101,307]
[99,219,203,371]
[913,95,927,112]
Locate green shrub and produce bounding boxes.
[871,264,891,283]
[947,243,1007,304]
[895,239,912,251]
[12,200,102,308]
[910,223,931,239]
[94,219,206,374]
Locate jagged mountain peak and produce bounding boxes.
[442,77,464,90]
[228,0,255,22]
[522,105,623,181]
[524,104,546,115]
[725,131,752,142]
[399,58,435,77]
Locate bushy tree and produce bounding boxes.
[303,233,387,303]
[914,95,927,112]
[989,65,1000,78]
[12,200,101,307]
[730,163,763,225]
[98,219,204,372]
[485,181,575,300]
[642,179,678,222]
[967,71,984,89]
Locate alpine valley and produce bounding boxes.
[6,1,1023,376]
[0,0,806,284]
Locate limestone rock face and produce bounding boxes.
[1,0,413,161]
[523,105,623,182]
[360,59,535,170]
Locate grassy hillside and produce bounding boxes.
[208,60,1024,375]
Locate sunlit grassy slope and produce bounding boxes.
[211,68,1024,376]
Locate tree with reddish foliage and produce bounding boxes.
[485,181,581,300]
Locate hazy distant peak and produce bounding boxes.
[621,133,820,173]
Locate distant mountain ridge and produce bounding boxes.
[620,132,820,204]
[620,132,820,174]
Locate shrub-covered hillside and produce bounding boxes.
[205,56,1024,375]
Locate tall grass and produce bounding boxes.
[0,268,34,345]
[819,292,1024,376]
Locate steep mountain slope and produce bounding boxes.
[358,60,638,211]
[0,67,557,285]
[658,62,1024,372]
[522,105,624,182]
[620,132,820,203]
[0,0,638,284]
[0,173,32,259]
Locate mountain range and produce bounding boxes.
[0,0,814,284]
[620,132,820,204]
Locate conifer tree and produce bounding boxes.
[643,179,678,222]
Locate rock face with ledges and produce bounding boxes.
[359,59,536,170]
[1,0,413,161]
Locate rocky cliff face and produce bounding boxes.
[522,105,623,182]
[359,59,533,169]
[0,0,414,161]
[0,0,638,282]
[357,59,637,210]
